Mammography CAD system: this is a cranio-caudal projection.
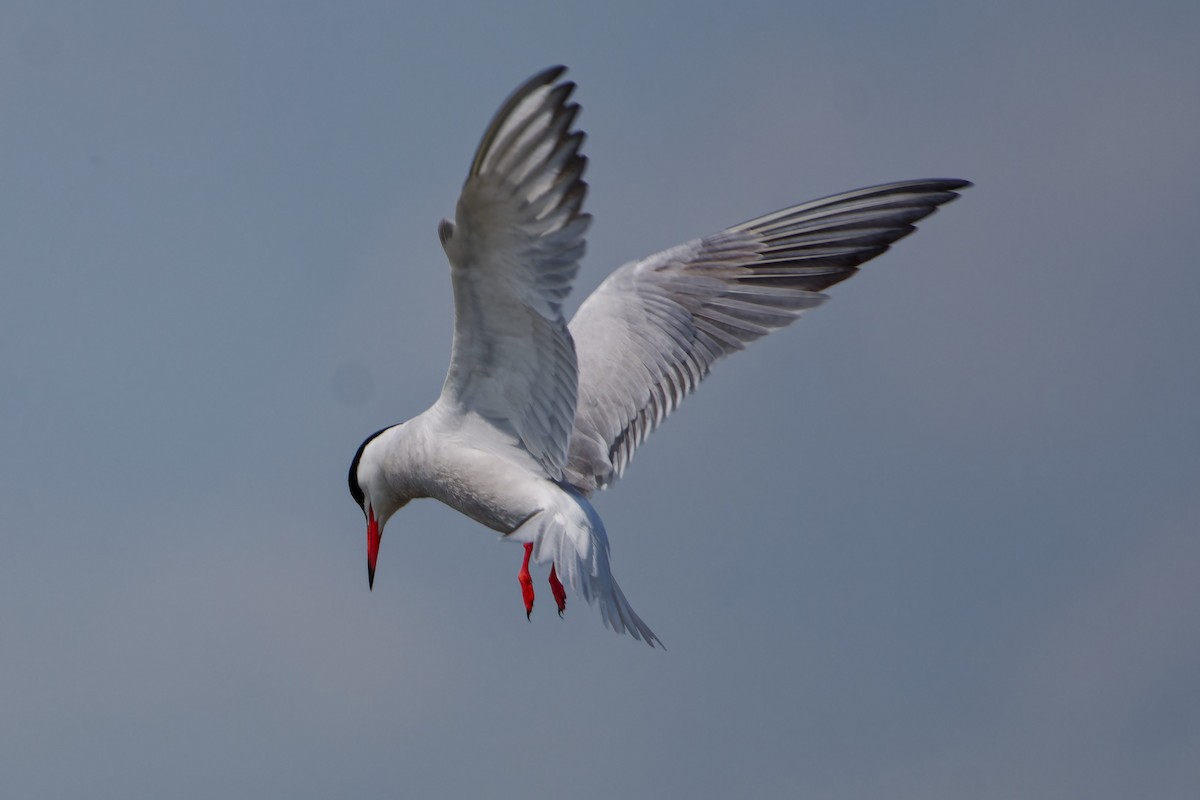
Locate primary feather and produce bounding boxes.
[564,179,970,494]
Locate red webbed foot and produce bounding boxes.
[518,542,535,619]
[549,564,566,617]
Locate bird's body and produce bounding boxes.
[355,402,657,639]
[364,411,567,537]
[348,66,969,646]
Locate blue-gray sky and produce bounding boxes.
[3,2,1198,798]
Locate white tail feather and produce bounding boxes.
[509,483,662,647]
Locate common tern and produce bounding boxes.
[348,66,969,646]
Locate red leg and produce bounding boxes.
[548,564,566,617]
[518,542,535,619]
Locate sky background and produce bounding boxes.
[3,1,1198,798]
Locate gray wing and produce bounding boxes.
[563,178,970,494]
[436,66,590,479]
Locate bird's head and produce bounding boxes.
[348,425,407,589]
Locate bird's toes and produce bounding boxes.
[548,565,567,618]
[519,570,535,620]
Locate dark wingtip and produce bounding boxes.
[936,178,973,193]
[368,565,375,591]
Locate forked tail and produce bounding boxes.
[510,483,662,647]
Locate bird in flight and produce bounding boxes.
[348,66,969,646]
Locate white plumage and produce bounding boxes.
[348,66,969,646]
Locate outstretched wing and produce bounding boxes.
[436,66,590,479]
[564,178,970,494]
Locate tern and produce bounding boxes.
[348,66,969,646]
